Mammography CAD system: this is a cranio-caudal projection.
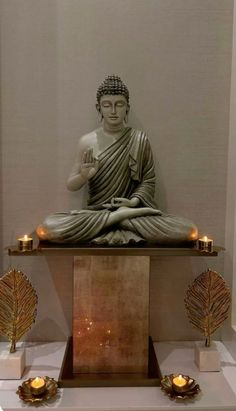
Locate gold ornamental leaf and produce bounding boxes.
[185,269,231,347]
[0,268,38,353]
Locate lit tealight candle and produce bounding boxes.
[30,376,46,395]
[198,236,213,253]
[172,374,188,393]
[18,234,33,251]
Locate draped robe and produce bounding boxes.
[37,128,197,245]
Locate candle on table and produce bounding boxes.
[172,374,188,393]
[30,377,46,395]
[198,236,213,253]
[18,234,33,251]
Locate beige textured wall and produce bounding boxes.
[0,0,233,342]
[222,0,236,357]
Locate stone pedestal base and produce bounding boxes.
[73,256,150,374]
[0,343,25,379]
[195,341,220,372]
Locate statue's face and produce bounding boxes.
[99,95,128,128]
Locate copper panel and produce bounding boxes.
[73,256,150,374]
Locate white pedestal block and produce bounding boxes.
[195,341,220,371]
[0,343,25,379]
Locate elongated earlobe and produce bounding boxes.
[124,110,129,124]
[96,103,103,122]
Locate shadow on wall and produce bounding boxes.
[26,317,68,342]
[0,35,3,275]
[149,256,221,342]
[25,255,74,342]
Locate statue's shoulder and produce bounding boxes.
[78,129,98,150]
[130,128,149,143]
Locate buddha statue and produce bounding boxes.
[36,75,198,245]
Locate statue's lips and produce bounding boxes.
[109,116,119,119]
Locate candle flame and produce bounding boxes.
[203,236,208,241]
[23,234,28,240]
[172,374,187,387]
[31,376,45,388]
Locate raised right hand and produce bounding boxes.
[80,148,99,181]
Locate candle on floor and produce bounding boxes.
[30,377,46,395]
[172,374,188,393]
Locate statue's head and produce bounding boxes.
[96,75,130,127]
[96,75,129,104]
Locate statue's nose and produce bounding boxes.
[111,104,116,114]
